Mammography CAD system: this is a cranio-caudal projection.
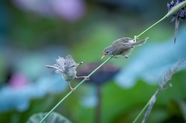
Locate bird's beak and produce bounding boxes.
[101,54,106,59]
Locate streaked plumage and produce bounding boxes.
[46,55,88,92]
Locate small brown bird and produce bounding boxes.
[46,55,89,92]
[101,37,148,59]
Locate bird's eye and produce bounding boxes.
[106,51,109,53]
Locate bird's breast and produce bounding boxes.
[62,70,76,82]
[121,48,133,55]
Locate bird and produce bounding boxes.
[101,37,148,59]
[46,55,89,92]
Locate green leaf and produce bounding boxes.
[26,112,72,123]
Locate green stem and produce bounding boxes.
[137,1,186,38]
[39,56,113,123]
[132,97,153,123]
[137,15,167,38]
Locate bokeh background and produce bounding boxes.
[0,0,186,123]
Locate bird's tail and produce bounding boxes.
[132,37,149,47]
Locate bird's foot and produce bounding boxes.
[84,76,90,80]
[134,35,138,42]
[68,83,76,92]
[70,87,76,92]
[76,76,90,80]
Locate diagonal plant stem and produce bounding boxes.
[136,1,186,39]
[39,56,114,123]
[74,56,114,89]
[136,15,167,38]
[132,97,153,123]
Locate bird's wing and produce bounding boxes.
[112,40,133,54]
[65,55,76,68]
[119,37,133,43]
[56,56,65,72]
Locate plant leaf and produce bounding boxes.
[26,112,72,123]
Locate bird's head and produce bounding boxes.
[101,46,112,59]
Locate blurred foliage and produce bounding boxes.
[0,94,57,123]
[2,0,173,49]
